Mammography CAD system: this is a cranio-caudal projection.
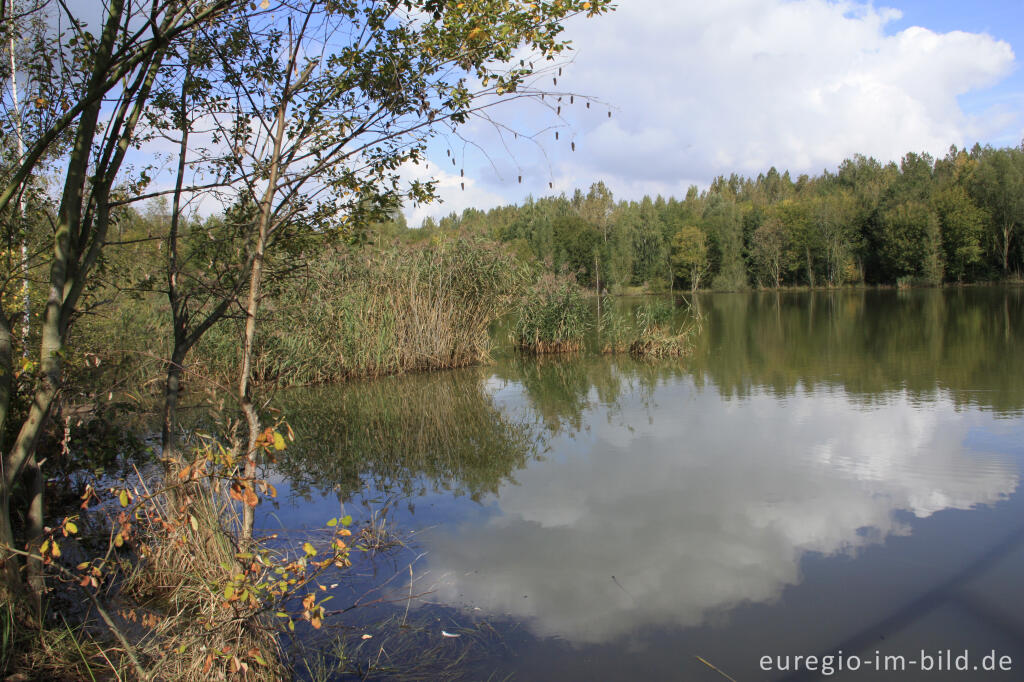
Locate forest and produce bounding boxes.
[397,143,1024,291]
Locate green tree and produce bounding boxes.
[878,201,943,284]
[933,185,985,282]
[750,217,788,288]
[971,146,1024,274]
[704,194,747,290]
[670,224,710,291]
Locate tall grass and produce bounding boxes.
[510,274,591,353]
[600,299,701,358]
[198,238,530,385]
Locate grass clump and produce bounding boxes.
[600,299,701,358]
[510,274,590,354]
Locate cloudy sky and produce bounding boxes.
[405,0,1023,226]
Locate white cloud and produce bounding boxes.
[400,381,1018,644]
[409,0,1018,220]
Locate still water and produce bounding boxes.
[267,287,1024,680]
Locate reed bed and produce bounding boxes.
[198,239,529,386]
[510,274,591,354]
[600,299,701,358]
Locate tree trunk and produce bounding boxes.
[0,305,19,599]
[238,94,291,541]
[160,345,188,464]
[1002,223,1011,273]
[24,452,43,621]
[161,59,192,467]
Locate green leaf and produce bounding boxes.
[224,584,235,601]
[340,515,353,527]
[326,518,338,527]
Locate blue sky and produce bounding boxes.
[405,0,1024,226]
[885,0,1022,142]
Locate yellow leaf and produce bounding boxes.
[114,533,124,548]
[119,490,129,507]
[302,542,317,557]
[65,520,78,534]
[51,540,61,557]
[273,431,285,451]
[224,584,236,601]
[190,515,199,532]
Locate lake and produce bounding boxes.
[265,287,1024,680]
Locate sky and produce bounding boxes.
[403,0,1024,227]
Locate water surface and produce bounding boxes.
[267,287,1024,680]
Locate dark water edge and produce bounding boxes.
[264,287,1024,680]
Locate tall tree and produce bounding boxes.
[971,146,1024,274]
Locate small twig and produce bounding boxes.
[694,655,738,682]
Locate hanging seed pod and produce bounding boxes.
[518,175,522,184]
[557,106,561,115]
[461,182,465,190]
[571,142,575,152]
[553,77,557,86]
[608,110,611,118]
[558,67,562,76]
[446,149,450,156]
[549,182,553,189]
[460,169,464,177]
[555,131,559,140]
[452,158,456,166]
[586,102,590,108]
[570,95,574,104]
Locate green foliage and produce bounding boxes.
[933,185,986,282]
[511,274,591,353]
[670,225,710,291]
[878,201,943,285]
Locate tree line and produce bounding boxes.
[405,143,1024,290]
